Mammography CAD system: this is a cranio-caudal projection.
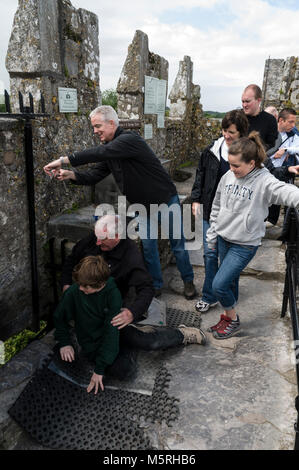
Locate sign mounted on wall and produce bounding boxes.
[58,87,78,113]
[144,123,153,140]
[144,76,167,117]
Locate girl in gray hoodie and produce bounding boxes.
[206,131,299,339]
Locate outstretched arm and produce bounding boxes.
[43,156,70,176]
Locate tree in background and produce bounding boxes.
[101,89,118,111]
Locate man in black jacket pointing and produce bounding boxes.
[44,105,196,300]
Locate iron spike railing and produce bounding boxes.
[0,90,49,333]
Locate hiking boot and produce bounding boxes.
[183,281,197,300]
[211,315,241,340]
[195,298,218,313]
[207,314,230,332]
[178,324,206,345]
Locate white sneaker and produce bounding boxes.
[195,299,218,313]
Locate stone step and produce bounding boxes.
[47,205,96,242]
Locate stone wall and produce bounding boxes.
[117,33,221,173]
[262,56,299,112]
[1,8,222,341]
[1,0,100,340]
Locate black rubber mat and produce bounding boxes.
[166,307,202,329]
[8,308,200,449]
[9,362,179,450]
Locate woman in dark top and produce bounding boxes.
[191,109,249,313]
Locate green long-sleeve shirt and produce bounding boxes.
[53,277,121,375]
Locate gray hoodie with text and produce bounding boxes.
[206,167,299,248]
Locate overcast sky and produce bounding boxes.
[0,0,298,111]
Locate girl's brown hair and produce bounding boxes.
[72,255,110,288]
[228,131,266,168]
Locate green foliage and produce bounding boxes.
[101,89,118,111]
[203,111,225,119]
[3,321,47,365]
[0,103,6,112]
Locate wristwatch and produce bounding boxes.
[60,156,64,166]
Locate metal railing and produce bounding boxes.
[280,206,299,450]
[0,90,49,333]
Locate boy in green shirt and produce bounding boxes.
[53,255,121,394]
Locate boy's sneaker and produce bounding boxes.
[195,299,218,313]
[209,315,241,340]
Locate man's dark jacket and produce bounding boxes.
[69,127,177,210]
[61,234,154,323]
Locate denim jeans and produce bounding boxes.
[212,236,259,310]
[139,194,194,289]
[202,219,219,304]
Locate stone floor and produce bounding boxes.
[0,166,298,450]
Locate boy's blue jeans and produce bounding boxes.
[212,236,258,310]
[139,194,194,289]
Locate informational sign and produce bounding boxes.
[144,76,157,114]
[157,113,165,129]
[144,76,167,115]
[58,87,78,113]
[156,80,167,114]
[144,123,153,140]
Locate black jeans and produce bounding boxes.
[105,325,184,380]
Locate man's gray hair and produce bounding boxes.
[89,105,119,127]
[95,214,124,239]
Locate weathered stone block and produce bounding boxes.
[117,30,168,120]
[262,56,299,110]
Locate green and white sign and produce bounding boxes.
[58,87,78,113]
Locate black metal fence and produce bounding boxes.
[0,90,49,334]
[280,206,299,450]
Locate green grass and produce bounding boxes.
[203,111,225,119]
[2,320,47,365]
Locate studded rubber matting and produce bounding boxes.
[8,308,199,450]
[166,307,202,329]
[9,363,179,450]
